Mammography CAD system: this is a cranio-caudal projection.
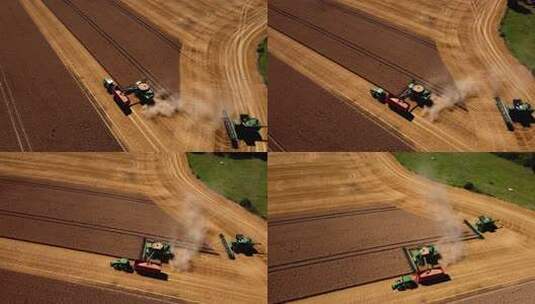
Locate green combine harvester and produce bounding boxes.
[110,258,134,273]
[496,97,534,131]
[142,239,174,263]
[231,234,258,256]
[223,111,265,149]
[475,215,498,233]
[220,233,259,259]
[401,81,433,107]
[409,245,441,268]
[392,275,418,291]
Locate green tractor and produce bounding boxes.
[110,258,134,273]
[392,275,417,291]
[143,239,174,263]
[412,245,440,268]
[475,215,498,233]
[370,87,388,103]
[231,234,258,256]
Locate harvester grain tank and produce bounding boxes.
[412,245,440,267]
[103,78,155,116]
[401,81,433,107]
[223,111,265,148]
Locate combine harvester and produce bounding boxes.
[495,97,534,131]
[223,111,266,149]
[464,215,502,239]
[219,233,259,259]
[393,245,449,291]
[110,239,172,280]
[370,80,433,121]
[103,78,155,116]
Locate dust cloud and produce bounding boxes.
[169,198,206,272]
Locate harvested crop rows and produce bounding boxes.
[43,0,180,92]
[1,268,185,304]
[268,0,454,95]
[268,204,478,303]
[268,55,414,151]
[0,0,121,152]
[0,177,215,259]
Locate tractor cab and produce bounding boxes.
[370,87,388,103]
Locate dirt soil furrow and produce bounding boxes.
[268,55,413,151]
[269,248,410,304]
[0,0,121,151]
[43,0,180,91]
[268,0,455,95]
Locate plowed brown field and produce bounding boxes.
[0,153,267,304]
[268,55,413,151]
[0,0,121,151]
[0,176,214,259]
[269,153,535,303]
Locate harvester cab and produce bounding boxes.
[231,234,259,256]
[110,258,134,273]
[142,239,174,263]
[392,275,417,291]
[223,111,265,149]
[103,78,155,116]
[475,215,499,233]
